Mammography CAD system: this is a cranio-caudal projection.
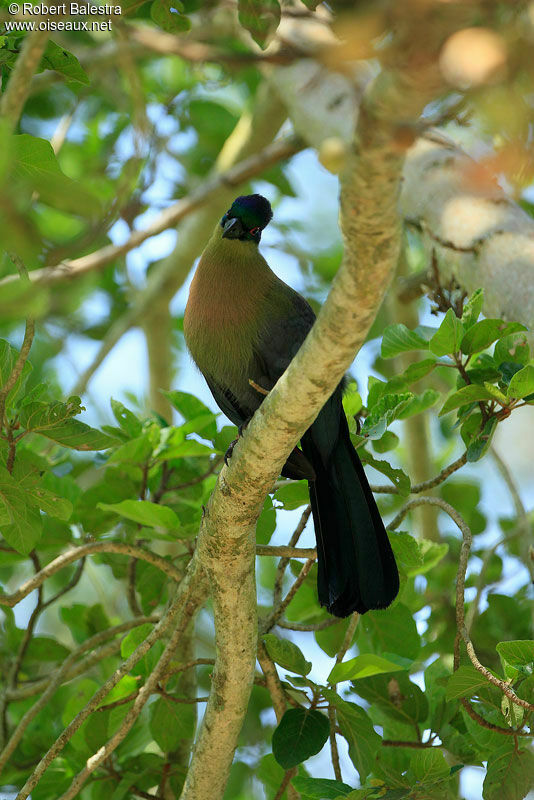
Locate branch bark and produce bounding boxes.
[0,540,182,608]
[400,132,534,327]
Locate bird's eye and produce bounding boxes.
[249,226,260,235]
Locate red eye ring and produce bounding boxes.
[249,226,260,235]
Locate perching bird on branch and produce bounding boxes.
[183,194,399,617]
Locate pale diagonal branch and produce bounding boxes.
[0,540,183,608]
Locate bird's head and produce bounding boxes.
[220,194,273,244]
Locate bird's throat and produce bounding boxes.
[184,235,275,384]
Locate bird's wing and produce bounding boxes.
[255,283,316,383]
[204,375,249,428]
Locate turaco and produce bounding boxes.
[183,193,399,617]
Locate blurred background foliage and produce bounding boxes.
[0,1,533,799]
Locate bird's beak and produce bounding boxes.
[222,217,245,239]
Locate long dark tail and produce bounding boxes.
[301,392,399,617]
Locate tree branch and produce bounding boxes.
[371,452,468,495]
[0,616,158,772]
[0,541,182,607]
[5,617,159,701]
[15,560,208,799]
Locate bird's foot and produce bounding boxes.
[248,378,270,396]
[224,420,249,466]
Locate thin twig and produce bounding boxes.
[162,457,223,495]
[257,641,288,723]
[371,452,468,495]
[328,613,360,783]
[256,544,316,559]
[0,616,157,770]
[261,558,315,634]
[460,698,518,735]
[0,541,182,608]
[53,583,206,800]
[273,768,298,800]
[272,506,312,608]
[165,658,215,677]
[276,618,340,632]
[0,256,35,427]
[6,617,159,702]
[382,739,436,748]
[0,136,303,290]
[15,563,207,800]
[398,498,534,715]
[460,630,534,712]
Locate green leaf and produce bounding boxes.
[62,678,99,726]
[262,634,312,676]
[496,640,534,668]
[149,695,196,752]
[359,450,410,496]
[342,382,363,418]
[410,748,450,783]
[150,0,191,32]
[275,481,309,510]
[507,365,534,399]
[466,416,497,463]
[501,695,524,728]
[429,309,464,356]
[362,603,421,660]
[356,673,429,725]
[372,431,399,454]
[460,319,527,355]
[389,532,423,576]
[19,397,115,450]
[418,539,449,573]
[439,384,495,416]
[380,358,438,395]
[381,324,431,359]
[238,0,281,49]
[24,636,70,663]
[494,333,530,366]
[97,500,179,529]
[461,288,484,329]
[395,388,440,420]
[445,665,490,700]
[292,776,354,798]
[163,390,218,439]
[362,392,413,438]
[0,338,33,408]
[12,453,73,521]
[272,708,329,769]
[41,40,90,85]
[323,689,381,781]
[110,398,143,438]
[483,743,534,800]
[120,623,153,659]
[0,464,43,554]
[107,434,153,464]
[0,279,49,322]
[328,653,410,683]
[12,134,101,217]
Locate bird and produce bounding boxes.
[183,193,399,617]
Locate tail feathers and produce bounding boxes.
[302,417,399,618]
